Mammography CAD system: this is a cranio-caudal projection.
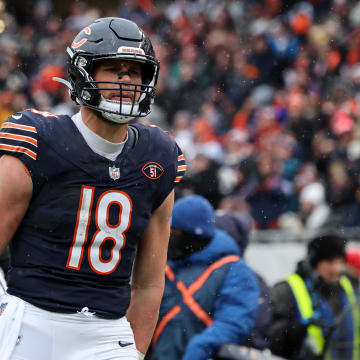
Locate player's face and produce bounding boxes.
[93,59,142,103]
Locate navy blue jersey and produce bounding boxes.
[0,109,186,318]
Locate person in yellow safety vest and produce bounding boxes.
[269,233,360,360]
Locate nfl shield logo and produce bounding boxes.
[109,166,120,180]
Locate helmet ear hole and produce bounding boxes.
[88,59,100,79]
[141,62,156,86]
[69,73,76,84]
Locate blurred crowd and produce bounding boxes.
[3,0,360,237]
[3,2,360,359]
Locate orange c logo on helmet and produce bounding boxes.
[142,162,164,180]
[72,27,91,49]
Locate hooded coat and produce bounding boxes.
[215,211,272,350]
[150,229,259,360]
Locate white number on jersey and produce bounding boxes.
[66,186,133,275]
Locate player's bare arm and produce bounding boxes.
[0,155,32,254]
[126,189,174,355]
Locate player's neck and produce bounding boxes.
[80,107,128,143]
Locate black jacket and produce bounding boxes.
[269,260,347,360]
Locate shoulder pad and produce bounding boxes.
[137,122,176,147]
[0,111,40,161]
[23,108,60,120]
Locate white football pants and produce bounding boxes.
[0,294,139,360]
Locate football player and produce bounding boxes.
[0,17,186,360]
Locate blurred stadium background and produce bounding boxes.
[2,0,360,283]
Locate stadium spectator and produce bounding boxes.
[215,210,272,351]
[270,233,360,360]
[149,195,259,360]
[2,0,360,262]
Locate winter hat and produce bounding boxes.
[215,211,252,254]
[171,195,215,239]
[308,233,347,268]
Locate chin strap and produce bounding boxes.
[52,77,73,91]
[53,77,81,104]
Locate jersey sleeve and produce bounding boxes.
[0,112,40,181]
[174,144,186,185]
[152,142,187,211]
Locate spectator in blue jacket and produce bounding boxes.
[215,210,272,351]
[149,195,259,360]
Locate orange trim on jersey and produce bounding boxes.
[28,108,59,118]
[174,176,183,183]
[2,122,37,133]
[88,189,132,275]
[22,164,31,176]
[98,237,116,264]
[141,122,175,139]
[105,201,122,229]
[66,186,95,271]
[165,265,175,281]
[0,133,37,146]
[0,144,36,160]
[178,154,185,161]
[152,305,181,346]
[177,165,187,172]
